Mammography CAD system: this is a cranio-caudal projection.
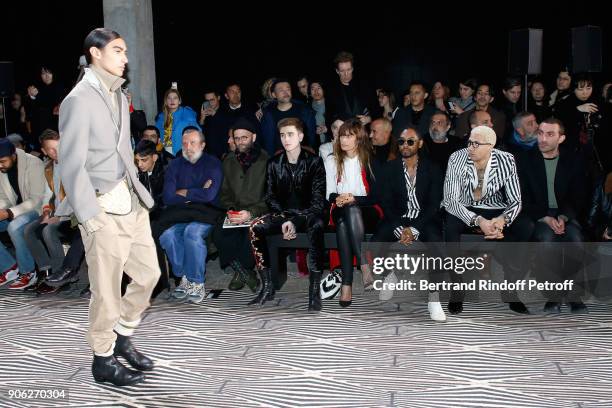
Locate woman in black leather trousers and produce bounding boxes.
[324,119,382,306]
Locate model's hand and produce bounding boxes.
[176,189,188,197]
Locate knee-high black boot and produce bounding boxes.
[248,268,275,306]
[308,271,323,311]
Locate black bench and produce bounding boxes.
[267,232,485,290]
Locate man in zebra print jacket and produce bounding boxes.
[442,126,534,315]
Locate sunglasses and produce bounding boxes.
[397,139,417,146]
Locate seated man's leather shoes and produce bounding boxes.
[46,267,79,287]
[448,301,464,315]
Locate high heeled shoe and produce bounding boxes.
[339,284,352,308]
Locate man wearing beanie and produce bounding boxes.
[212,117,269,292]
[0,138,46,289]
[56,28,160,387]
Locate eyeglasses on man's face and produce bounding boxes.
[233,135,251,143]
[467,140,492,149]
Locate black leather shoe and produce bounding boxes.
[228,271,245,291]
[543,301,561,313]
[448,301,463,315]
[230,260,259,293]
[92,354,145,386]
[508,301,530,314]
[80,285,91,299]
[248,268,274,306]
[308,271,322,312]
[569,301,588,314]
[35,282,60,295]
[114,333,154,371]
[46,267,79,287]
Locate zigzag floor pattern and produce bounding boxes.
[0,286,611,407]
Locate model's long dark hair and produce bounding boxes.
[83,28,122,64]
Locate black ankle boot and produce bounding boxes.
[248,268,274,306]
[114,333,154,371]
[92,354,145,386]
[230,260,260,293]
[308,271,322,312]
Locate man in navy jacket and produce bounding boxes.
[159,126,223,303]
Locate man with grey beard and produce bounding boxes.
[159,126,223,303]
[424,111,459,171]
[507,111,539,155]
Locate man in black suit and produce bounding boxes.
[326,51,373,125]
[372,126,446,321]
[517,117,588,313]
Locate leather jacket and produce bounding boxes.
[265,148,326,220]
[588,177,612,239]
[138,159,165,213]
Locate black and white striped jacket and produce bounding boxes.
[442,148,522,226]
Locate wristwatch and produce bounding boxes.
[470,214,481,227]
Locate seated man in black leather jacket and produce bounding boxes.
[248,117,326,311]
[588,170,612,241]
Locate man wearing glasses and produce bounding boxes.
[442,126,534,315]
[374,126,446,321]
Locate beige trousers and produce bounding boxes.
[79,203,161,356]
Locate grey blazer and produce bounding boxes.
[57,68,153,223]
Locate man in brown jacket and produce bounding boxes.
[212,117,269,292]
[57,28,160,387]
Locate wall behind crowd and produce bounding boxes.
[2,3,611,113]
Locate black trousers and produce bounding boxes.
[372,215,445,285]
[250,213,325,271]
[533,220,585,301]
[212,221,255,270]
[29,220,84,271]
[444,208,534,302]
[331,205,380,285]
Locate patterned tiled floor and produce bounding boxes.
[0,284,611,407]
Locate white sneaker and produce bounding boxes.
[173,276,191,299]
[428,301,447,322]
[187,283,205,303]
[379,271,398,301]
